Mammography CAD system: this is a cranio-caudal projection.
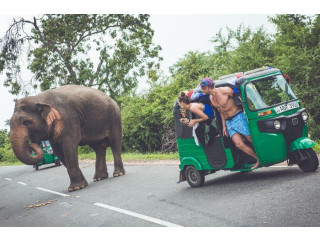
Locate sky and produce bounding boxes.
[0,0,318,130]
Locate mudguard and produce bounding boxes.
[290,137,316,152]
[179,157,203,171]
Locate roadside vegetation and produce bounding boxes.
[1,14,320,165]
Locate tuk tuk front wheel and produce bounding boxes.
[33,164,39,171]
[185,166,205,188]
[297,149,319,172]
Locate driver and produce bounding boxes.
[200,78,260,169]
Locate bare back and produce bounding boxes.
[210,87,241,119]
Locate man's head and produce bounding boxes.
[200,78,214,94]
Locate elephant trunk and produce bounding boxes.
[10,124,43,165]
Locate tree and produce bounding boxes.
[269,14,320,139]
[0,14,162,100]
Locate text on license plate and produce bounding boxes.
[274,102,299,114]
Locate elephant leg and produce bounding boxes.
[50,142,66,166]
[90,144,109,182]
[110,137,125,177]
[62,140,88,192]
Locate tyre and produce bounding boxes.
[55,159,61,166]
[298,149,319,172]
[185,166,205,188]
[34,164,39,171]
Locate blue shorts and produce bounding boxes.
[226,112,250,138]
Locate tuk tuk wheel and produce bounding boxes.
[55,159,61,166]
[185,166,205,188]
[297,149,319,172]
[33,164,39,171]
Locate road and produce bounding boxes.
[0,161,320,227]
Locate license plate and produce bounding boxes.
[274,101,299,114]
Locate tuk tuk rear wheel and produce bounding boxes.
[298,149,319,172]
[185,166,205,188]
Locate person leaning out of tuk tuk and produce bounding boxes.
[178,92,213,127]
[200,77,260,169]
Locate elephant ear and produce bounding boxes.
[36,103,61,126]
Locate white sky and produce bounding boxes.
[0,1,319,130]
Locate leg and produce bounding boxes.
[61,139,88,192]
[110,136,125,177]
[50,141,66,166]
[245,135,252,143]
[90,144,109,182]
[231,133,260,169]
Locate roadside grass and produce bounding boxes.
[0,161,23,166]
[79,149,179,162]
[0,150,179,166]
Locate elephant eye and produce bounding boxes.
[23,120,32,126]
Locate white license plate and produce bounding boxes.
[274,101,299,114]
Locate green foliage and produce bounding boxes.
[78,145,93,154]
[313,141,320,154]
[0,14,162,100]
[0,132,18,163]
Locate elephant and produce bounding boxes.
[10,85,125,192]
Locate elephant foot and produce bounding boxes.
[68,179,88,192]
[113,168,126,177]
[93,171,109,182]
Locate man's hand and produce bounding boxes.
[223,126,229,137]
[180,118,189,125]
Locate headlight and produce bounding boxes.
[302,111,308,122]
[274,120,281,130]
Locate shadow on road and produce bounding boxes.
[203,167,317,188]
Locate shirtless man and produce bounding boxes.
[200,78,259,169]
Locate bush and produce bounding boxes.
[0,136,18,163]
[78,145,93,154]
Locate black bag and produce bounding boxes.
[195,119,218,146]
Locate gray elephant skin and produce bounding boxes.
[10,85,125,192]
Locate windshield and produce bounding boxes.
[245,74,297,111]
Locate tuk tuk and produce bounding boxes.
[33,140,61,170]
[174,67,319,188]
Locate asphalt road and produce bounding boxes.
[0,161,320,227]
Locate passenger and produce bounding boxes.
[178,91,213,127]
[200,78,260,169]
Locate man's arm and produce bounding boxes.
[220,113,229,137]
[210,93,229,136]
[220,86,234,98]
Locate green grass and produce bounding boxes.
[78,149,179,162]
[0,150,179,166]
[0,161,23,166]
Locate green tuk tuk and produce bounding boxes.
[174,67,319,188]
[33,140,61,170]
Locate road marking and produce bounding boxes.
[36,187,70,197]
[5,178,12,181]
[270,166,298,168]
[94,202,182,227]
[17,182,27,185]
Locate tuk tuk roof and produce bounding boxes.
[214,67,282,89]
[236,68,281,87]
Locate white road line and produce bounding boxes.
[17,182,27,185]
[270,166,298,168]
[94,202,182,227]
[36,187,70,197]
[5,178,12,181]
